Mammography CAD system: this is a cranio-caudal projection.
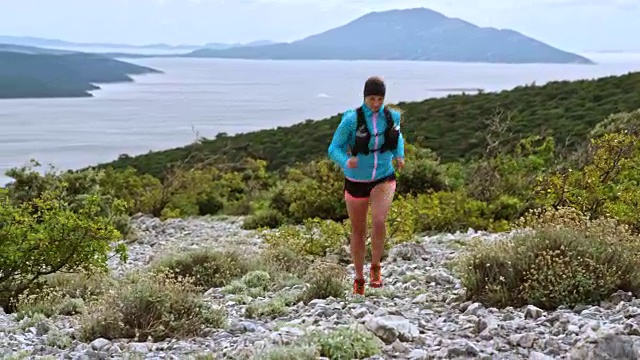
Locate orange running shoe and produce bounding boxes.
[353,278,365,296]
[369,264,383,288]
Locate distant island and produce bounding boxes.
[1,8,592,65]
[0,35,277,53]
[0,35,199,52]
[186,8,593,64]
[0,44,161,99]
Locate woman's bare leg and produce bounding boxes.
[345,191,369,281]
[368,179,396,286]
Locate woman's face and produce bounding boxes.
[365,95,384,112]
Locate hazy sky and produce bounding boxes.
[1,0,637,52]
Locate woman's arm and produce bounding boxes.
[328,110,355,168]
[391,111,405,159]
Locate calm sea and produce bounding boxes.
[2,52,640,185]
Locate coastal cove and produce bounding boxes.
[1,52,640,185]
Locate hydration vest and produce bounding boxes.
[351,106,400,156]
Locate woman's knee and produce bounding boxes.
[351,223,367,240]
[347,198,368,232]
[371,216,386,231]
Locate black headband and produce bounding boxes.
[363,78,386,97]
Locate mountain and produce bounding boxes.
[96,71,640,178]
[203,40,279,49]
[243,40,279,47]
[0,45,161,99]
[187,8,593,64]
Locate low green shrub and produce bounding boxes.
[308,325,383,360]
[242,208,286,229]
[260,218,348,258]
[254,324,382,360]
[76,270,226,341]
[0,186,126,313]
[407,190,510,234]
[537,131,640,230]
[455,207,640,310]
[396,144,459,196]
[149,248,254,289]
[298,262,348,304]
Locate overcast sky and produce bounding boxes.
[1,0,637,52]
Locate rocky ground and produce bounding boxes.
[1,215,640,359]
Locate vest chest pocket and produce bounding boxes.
[351,106,400,156]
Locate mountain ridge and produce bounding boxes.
[187,7,593,64]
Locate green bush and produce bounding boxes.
[196,193,225,215]
[76,270,226,341]
[407,190,509,234]
[538,131,640,229]
[264,159,346,224]
[298,262,348,304]
[96,157,273,219]
[465,135,556,219]
[455,207,640,310]
[255,325,382,360]
[149,248,254,289]
[244,297,289,320]
[242,208,287,229]
[98,166,163,216]
[13,272,115,319]
[14,287,85,319]
[396,144,456,196]
[260,244,311,279]
[255,344,319,360]
[589,108,640,138]
[0,186,126,312]
[308,325,383,360]
[260,218,349,258]
[4,161,133,236]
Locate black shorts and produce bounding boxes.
[344,173,397,199]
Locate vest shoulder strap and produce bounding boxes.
[356,106,367,131]
[383,107,394,129]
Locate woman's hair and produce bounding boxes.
[362,76,404,118]
[363,76,386,98]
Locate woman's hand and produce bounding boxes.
[347,157,358,168]
[394,157,405,170]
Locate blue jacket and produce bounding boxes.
[328,103,405,182]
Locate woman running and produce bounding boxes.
[327,76,405,295]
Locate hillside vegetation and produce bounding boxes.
[188,8,591,64]
[0,49,160,99]
[3,72,640,346]
[99,71,640,179]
